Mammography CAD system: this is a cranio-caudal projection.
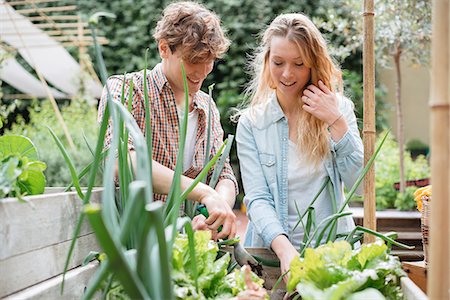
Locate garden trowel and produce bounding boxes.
[196,204,265,277]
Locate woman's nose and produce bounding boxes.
[282,66,293,78]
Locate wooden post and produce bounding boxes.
[77,16,86,72]
[363,0,376,243]
[428,0,450,298]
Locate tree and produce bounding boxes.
[374,0,431,194]
[320,0,431,195]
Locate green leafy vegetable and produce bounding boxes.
[172,230,265,299]
[0,135,46,200]
[288,240,405,300]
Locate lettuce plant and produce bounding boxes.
[288,240,405,300]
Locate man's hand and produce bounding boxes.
[200,191,237,240]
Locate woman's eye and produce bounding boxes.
[273,61,282,66]
[296,63,304,67]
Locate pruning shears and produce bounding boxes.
[196,204,264,276]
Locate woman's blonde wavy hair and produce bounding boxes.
[245,13,342,165]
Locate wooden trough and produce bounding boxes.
[0,188,430,299]
[0,188,101,299]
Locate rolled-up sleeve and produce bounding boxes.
[330,97,364,194]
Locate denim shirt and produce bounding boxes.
[236,94,363,248]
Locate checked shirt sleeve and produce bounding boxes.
[98,74,146,151]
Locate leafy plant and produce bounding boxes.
[375,131,430,210]
[172,231,264,299]
[0,135,46,200]
[287,240,405,300]
[5,99,100,187]
[342,70,389,132]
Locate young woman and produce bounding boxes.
[236,13,363,278]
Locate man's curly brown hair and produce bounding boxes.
[153,1,230,63]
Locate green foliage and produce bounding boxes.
[5,100,99,187]
[406,139,429,151]
[317,0,431,68]
[374,0,431,68]
[288,240,405,300]
[342,70,390,132]
[0,135,46,199]
[375,131,430,210]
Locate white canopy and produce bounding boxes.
[0,0,103,98]
[0,48,67,98]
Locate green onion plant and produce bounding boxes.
[49,13,233,299]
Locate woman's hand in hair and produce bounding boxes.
[301,80,341,125]
[302,80,348,141]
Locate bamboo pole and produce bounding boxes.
[15,5,77,14]
[0,15,79,21]
[35,22,88,29]
[428,0,449,298]
[28,15,79,21]
[6,0,60,6]
[362,0,376,243]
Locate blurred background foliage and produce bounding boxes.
[2,0,431,210]
[4,99,100,187]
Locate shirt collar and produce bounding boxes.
[151,63,168,92]
[267,93,285,123]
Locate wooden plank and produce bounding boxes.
[0,233,99,297]
[0,189,101,260]
[402,261,427,293]
[3,262,99,300]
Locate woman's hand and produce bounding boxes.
[191,214,208,230]
[301,80,341,124]
[233,266,268,300]
[271,235,299,284]
[302,80,348,141]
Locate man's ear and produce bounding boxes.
[158,40,171,59]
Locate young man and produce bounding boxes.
[98,2,237,239]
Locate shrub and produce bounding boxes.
[6,99,100,187]
[374,131,430,210]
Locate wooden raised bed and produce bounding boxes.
[1,188,428,299]
[0,188,101,299]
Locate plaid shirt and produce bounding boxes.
[98,63,238,203]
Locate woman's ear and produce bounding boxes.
[158,40,171,59]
